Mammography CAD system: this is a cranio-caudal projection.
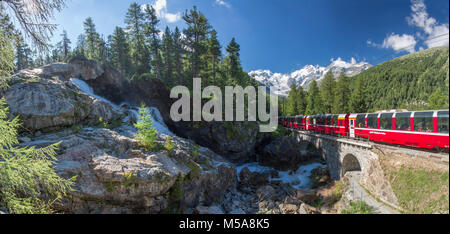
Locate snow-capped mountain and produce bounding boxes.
[249,58,372,97]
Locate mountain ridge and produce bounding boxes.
[249,58,372,96]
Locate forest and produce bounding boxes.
[282,45,449,116]
[4,3,258,91]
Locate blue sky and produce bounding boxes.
[51,0,449,73]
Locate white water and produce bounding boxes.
[70,78,174,136]
[235,162,325,189]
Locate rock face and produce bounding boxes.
[259,137,319,171]
[173,121,260,163]
[4,76,122,131]
[19,125,236,214]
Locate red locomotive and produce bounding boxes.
[280,110,449,150]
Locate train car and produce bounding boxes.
[356,110,449,150]
[278,116,284,127]
[331,114,339,135]
[324,114,334,135]
[295,115,306,130]
[305,116,313,131]
[337,114,350,136]
[315,115,324,134]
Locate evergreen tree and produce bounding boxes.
[428,89,448,109]
[320,71,336,113]
[306,80,323,115]
[349,78,367,113]
[109,27,130,74]
[96,35,107,64]
[83,17,100,60]
[208,30,221,86]
[296,85,307,115]
[73,34,86,58]
[287,83,299,115]
[161,27,174,86]
[15,36,28,70]
[183,6,211,79]
[143,5,162,80]
[333,73,351,114]
[57,30,71,60]
[173,27,184,85]
[125,2,149,75]
[225,38,242,85]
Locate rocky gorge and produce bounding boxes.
[2,59,339,214]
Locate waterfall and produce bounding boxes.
[70,78,174,136]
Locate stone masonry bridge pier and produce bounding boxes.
[290,129,449,211]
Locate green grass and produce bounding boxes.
[388,167,449,214]
[341,201,375,214]
[331,180,348,204]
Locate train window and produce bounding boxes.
[437,111,449,133]
[414,112,434,132]
[367,114,378,129]
[333,115,338,126]
[380,113,393,130]
[326,115,332,125]
[356,114,365,128]
[395,112,411,131]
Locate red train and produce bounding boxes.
[279,110,449,150]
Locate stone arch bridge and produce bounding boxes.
[290,129,449,209]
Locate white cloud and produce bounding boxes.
[407,0,449,48]
[142,0,181,23]
[382,33,417,53]
[369,0,448,53]
[215,0,231,8]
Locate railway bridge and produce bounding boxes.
[289,129,449,209]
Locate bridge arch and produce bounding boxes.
[341,153,361,177]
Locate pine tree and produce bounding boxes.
[208,30,221,86]
[161,27,174,86]
[109,26,130,74]
[296,85,307,115]
[320,71,336,113]
[333,73,351,114]
[173,27,184,85]
[183,6,211,79]
[428,89,448,109]
[349,78,367,113]
[306,80,323,115]
[286,83,298,115]
[226,38,242,85]
[143,5,162,80]
[73,34,86,58]
[83,17,100,60]
[125,2,149,75]
[15,36,28,70]
[58,30,71,61]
